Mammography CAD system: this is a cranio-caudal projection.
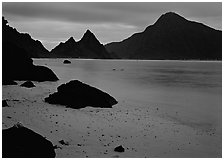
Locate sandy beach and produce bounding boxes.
[2,70,221,158]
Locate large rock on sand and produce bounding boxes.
[2,123,56,158]
[2,41,59,82]
[21,81,35,88]
[45,80,118,109]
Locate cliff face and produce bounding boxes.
[2,17,58,84]
[105,12,222,60]
[50,30,114,59]
[2,17,49,58]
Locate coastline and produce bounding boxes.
[33,58,222,63]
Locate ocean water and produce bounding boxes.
[34,59,222,133]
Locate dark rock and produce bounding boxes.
[2,17,49,58]
[63,60,71,64]
[2,100,8,107]
[45,80,118,109]
[2,79,17,85]
[2,123,56,158]
[20,81,35,88]
[105,12,221,60]
[58,140,69,145]
[114,145,125,152]
[2,42,59,82]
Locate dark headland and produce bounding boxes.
[2,17,59,84]
[105,12,222,60]
[2,12,222,60]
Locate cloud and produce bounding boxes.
[3,2,221,28]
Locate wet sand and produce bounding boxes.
[2,81,221,158]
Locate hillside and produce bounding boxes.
[105,12,222,60]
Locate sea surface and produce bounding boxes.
[34,59,222,134]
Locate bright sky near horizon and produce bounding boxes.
[2,2,222,51]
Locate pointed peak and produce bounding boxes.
[162,12,181,17]
[65,37,76,44]
[81,29,98,42]
[83,29,95,38]
[79,29,102,46]
[85,29,93,35]
[154,12,187,25]
[67,36,75,42]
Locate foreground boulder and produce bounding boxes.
[114,145,125,152]
[2,100,8,107]
[20,81,35,88]
[63,59,71,64]
[45,80,118,109]
[2,123,56,158]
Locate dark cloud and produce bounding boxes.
[3,2,221,27]
[2,3,124,24]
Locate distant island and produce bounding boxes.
[2,12,222,60]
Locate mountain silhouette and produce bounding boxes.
[2,17,49,58]
[2,17,58,84]
[50,30,115,59]
[105,12,222,60]
[50,37,78,57]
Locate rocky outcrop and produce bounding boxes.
[105,12,222,60]
[2,41,59,82]
[20,81,36,88]
[2,123,56,158]
[2,17,49,58]
[45,80,118,109]
[2,17,59,83]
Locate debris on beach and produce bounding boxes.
[45,80,118,109]
[2,122,56,158]
[59,140,69,146]
[20,81,35,88]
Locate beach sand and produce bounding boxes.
[2,80,221,158]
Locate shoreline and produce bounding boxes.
[32,58,222,63]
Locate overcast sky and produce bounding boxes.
[2,2,222,51]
